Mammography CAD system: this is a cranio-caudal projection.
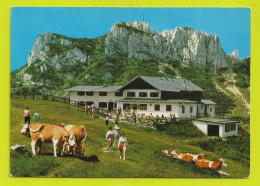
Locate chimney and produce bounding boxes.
[183,80,186,89]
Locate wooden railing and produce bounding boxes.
[11,94,77,106]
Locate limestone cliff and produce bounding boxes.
[105,21,236,68]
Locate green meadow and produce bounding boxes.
[10,98,249,178]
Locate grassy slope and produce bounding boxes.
[10,99,249,178]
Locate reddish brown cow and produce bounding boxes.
[20,123,74,157]
[195,158,227,171]
[64,125,87,155]
[171,150,204,162]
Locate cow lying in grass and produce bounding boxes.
[162,149,230,176]
[162,149,204,162]
[195,158,229,175]
[20,123,75,157]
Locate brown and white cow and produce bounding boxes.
[162,149,204,162]
[20,123,75,157]
[195,158,228,172]
[171,150,204,162]
[63,125,87,155]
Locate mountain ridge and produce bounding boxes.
[11,21,250,118]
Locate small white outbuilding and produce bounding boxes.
[192,117,239,138]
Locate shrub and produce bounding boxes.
[155,120,205,138]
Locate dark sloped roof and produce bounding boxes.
[119,76,203,92]
[65,86,122,92]
[65,76,203,92]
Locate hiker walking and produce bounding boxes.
[118,132,128,160]
[84,105,89,115]
[24,107,30,124]
[106,127,115,150]
[105,114,109,130]
[113,122,121,147]
[33,110,40,123]
[90,105,94,118]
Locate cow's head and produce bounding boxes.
[20,124,30,137]
[162,150,171,156]
[171,150,179,157]
[219,159,227,167]
[68,133,77,147]
[197,154,204,159]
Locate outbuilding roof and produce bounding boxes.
[201,99,216,105]
[192,117,239,125]
[65,86,122,92]
[119,76,203,92]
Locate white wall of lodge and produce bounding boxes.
[198,104,215,117]
[69,89,215,118]
[69,91,123,109]
[116,102,198,118]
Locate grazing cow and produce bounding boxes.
[20,123,75,157]
[63,125,87,155]
[195,158,227,172]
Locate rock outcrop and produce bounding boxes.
[105,21,234,68]
[26,33,90,70]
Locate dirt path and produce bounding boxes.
[226,85,250,110]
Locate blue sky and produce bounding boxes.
[11,7,250,71]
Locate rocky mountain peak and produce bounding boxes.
[105,21,233,68]
[230,49,239,59]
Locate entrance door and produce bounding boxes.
[204,105,207,116]
[108,102,114,112]
[207,125,219,136]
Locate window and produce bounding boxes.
[99,102,107,108]
[86,101,94,106]
[200,105,204,110]
[210,108,213,112]
[140,104,147,110]
[114,103,117,108]
[86,91,94,96]
[155,104,160,111]
[182,106,185,113]
[225,124,230,132]
[190,106,193,113]
[231,123,236,131]
[233,124,236,131]
[123,104,130,110]
[77,91,85,96]
[115,92,123,97]
[99,92,107,96]
[139,92,147,97]
[150,92,159,97]
[166,105,172,111]
[127,92,135,97]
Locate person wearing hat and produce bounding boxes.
[118,132,128,160]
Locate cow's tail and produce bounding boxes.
[83,128,87,143]
[29,125,43,133]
